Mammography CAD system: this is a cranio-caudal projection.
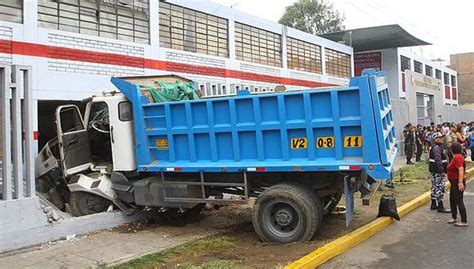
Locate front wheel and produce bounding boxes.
[69,192,112,217]
[252,183,323,243]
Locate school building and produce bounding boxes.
[0,0,353,153]
[321,24,460,126]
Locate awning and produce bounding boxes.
[320,24,431,52]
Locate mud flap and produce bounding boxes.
[344,176,355,227]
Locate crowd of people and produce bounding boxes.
[403,121,474,165]
[402,121,473,227]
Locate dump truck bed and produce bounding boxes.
[112,70,397,180]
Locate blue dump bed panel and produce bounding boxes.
[113,70,397,180]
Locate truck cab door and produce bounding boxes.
[56,105,92,176]
[108,100,136,171]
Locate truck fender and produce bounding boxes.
[68,173,117,202]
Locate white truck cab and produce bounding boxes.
[35,92,136,215]
[57,92,136,176]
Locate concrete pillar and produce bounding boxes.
[281,25,288,69]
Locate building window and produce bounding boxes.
[159,2,228,57]
[435,69,442,80]
[38,0,150,44]
[400,56,411,72]
[425,65,433,77]
[235,22,282,67]
[443,72,450,85]
[452,88,457,100]
[325,48,351,78]
[287,37,322,74]
[445,85,451,99]
[0,0,22,23]
[451,75,457,87]
[414,61,422,73]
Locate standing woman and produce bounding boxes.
[447,143,468,227]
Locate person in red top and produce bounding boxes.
[447,143,468,227]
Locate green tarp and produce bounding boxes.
[144,80,200,103]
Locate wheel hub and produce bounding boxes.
[275,209,293,226]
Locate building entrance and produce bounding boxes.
[416,93,434,126]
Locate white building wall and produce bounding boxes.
[0,0,353,102]
[381,48,400,99]
[398,47,458,106]
[0,0,354,154]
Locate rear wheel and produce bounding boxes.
[252,183,323,243]
[69,192,111,217]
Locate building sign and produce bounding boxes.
[410,73,441,91]
[354,52,382,76]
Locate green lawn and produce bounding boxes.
[113,235,239,269]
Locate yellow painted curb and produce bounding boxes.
[286,167,474,269]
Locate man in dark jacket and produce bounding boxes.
[429,132,450,213]
[404,124,416,165]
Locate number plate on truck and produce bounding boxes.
[290,137,308,149]
[155,139,169,150]
[316,137,335,148]
[344,136,362,148]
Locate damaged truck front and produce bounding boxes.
[35,70,397,243]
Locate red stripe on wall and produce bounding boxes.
[0,39,12,54]
[2,39,340,88]
[48,46,144,68]
[11,41,48,57]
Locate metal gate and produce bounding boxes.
[0,65,35,200]
[0,65,146,253]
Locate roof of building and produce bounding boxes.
[319,24,431,52]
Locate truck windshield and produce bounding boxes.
[88,102,109,133]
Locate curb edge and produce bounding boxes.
[286,167,474,269]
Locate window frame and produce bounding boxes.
[413,60,422,74]
[159,2,229,58]
[118,101,133,122]
[0,0,23,23]
[38,0,150,44]
[400,56,411,72]
[443,72,450,85]
[325,48,351,78]
[234,22,282,67]
[451,75,457,87]
[287,37,322,74]
[425,65,433,77]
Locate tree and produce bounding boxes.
[279,0,345,35]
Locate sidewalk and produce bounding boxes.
[0,225,214,269]
[0,207,245,269]
[322,181,474,269]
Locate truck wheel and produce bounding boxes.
[252,183,323,243]
[69,192,111,217]
[322,193,342,215]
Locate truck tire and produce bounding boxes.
[69,192,111,217]
[252,183,323,243]
[322,192,342,215]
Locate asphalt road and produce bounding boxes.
[322,182,473,269]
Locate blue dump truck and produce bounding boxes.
[35,70,396,243]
